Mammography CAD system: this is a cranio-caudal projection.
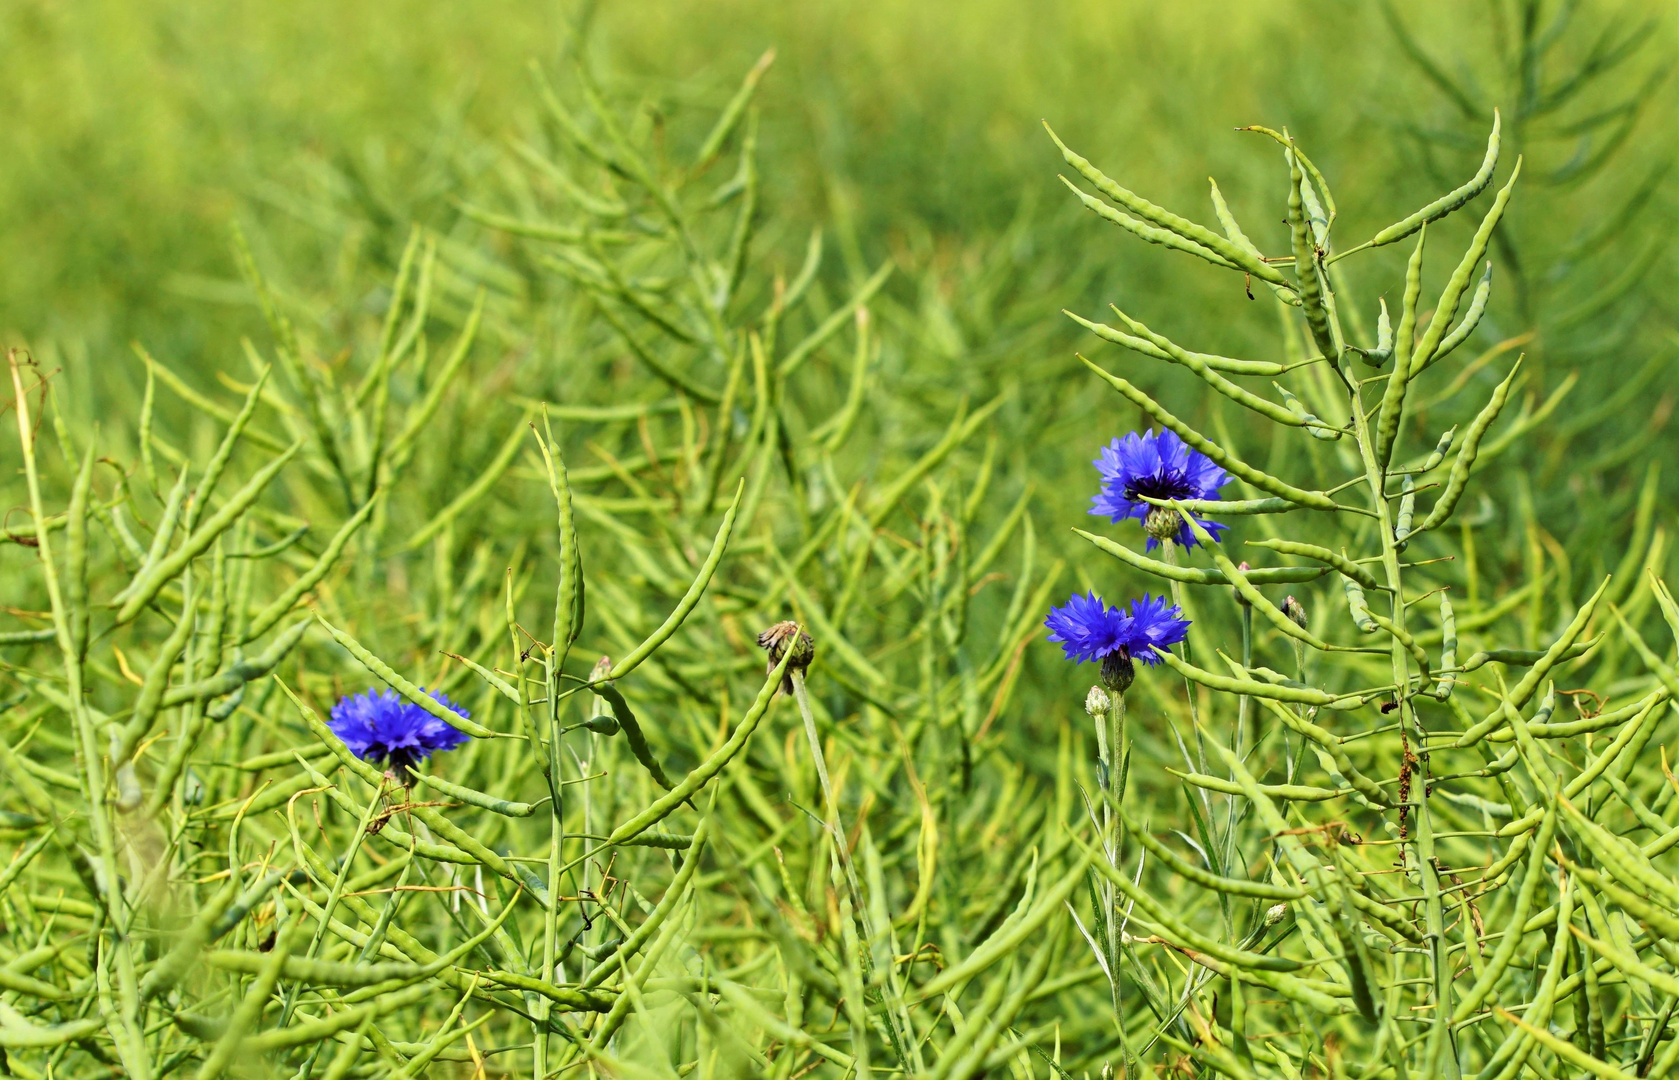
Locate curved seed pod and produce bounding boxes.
[1210,177,1300,305]
[1460,643,1593,672]
[1362,111,1501,251]
[1176,508,1329,650]
[1169,768,1348,804]
[315,615,497,739]
[1366,611,1431,686]
[1287,149,1337,361]
[1434,593,1457,700]
[111,576,197,767]
[1086,847,1302,971]
[1122,806,1306,898]
[1394,476,1416,547]
[1332,888,1381,1025]
[1451,801,1557,1022]
[1343,575,1377,633]
[590,680,678,792]
[166,616,310,709]
[606,479,742,680]
[1061,179,1242,270]
[1080,359,1338,509]
[407,770,538,818]
[1560,798,1679,908]
[1253,697,1390,804]
[1100,307,1325,427]
[1095,305,1291,376]
[113,442,303,624]
[1497,693,1664,837]
[1352,298,1393,368]
[1274,383,1343,440]
[1208,177,1265,262]
[1421,426,1457,472]
[1044,124,1290,286]
[1410,161,1522,375]
[1376,227,1427,469]
[1419,263,1492,374]
[1416,358,1524,535]
[604,646,793,847]
[1244,538,1378,590]
[1568,863,1679,940]
[1157,650,1358,708]
[244,493,381,643]
[1454,579,1609,747]
[1076,529,1329,585]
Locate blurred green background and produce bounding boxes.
[2,0,1674,652]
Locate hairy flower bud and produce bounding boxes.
[1143,505,1182,544]
[1281,595,1309,629]
[1099,645,1135,695]
[756,621,814,695]
[1085,685,1110,718]
[1265,902,1289,926]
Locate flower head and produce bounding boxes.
[1045,592,1191,691]
[328,688,471,780]
[1090,429,1230,549]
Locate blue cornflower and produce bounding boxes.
[1045,591,1191,692]
[1090,429,1230,550]
[329,688,471,779]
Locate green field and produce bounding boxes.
[1,2,1676,1077]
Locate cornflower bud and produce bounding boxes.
[1099,645,1135,695]
[1281,595,1309,629]
[1085,685,1110,719]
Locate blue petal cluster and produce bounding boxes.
[1045,592,1190,666]
[1090,429,1230,549]
[329,688,471,776]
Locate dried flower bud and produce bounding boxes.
[1281,595,1309,630]
[756,621,814,695]
[1085,686,1110,719]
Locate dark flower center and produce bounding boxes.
[1124,468,1195,503]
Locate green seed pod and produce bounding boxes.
[1287,148,1338,362]
[1343,575,1377,634]
[1410,162,1521,375]
[1273,383,1341,440]
[1394,475,1416,548]
[1044,123,1291,288]
[1353,297,1392,368]
[1080,360,1339,510]
[1422,426,1457,472]
[1361,110,1501,251]
[1375,227,1427,469]
[1420,262,1492,374]
[1435,593,1457,700]
[1417,358,1524,534]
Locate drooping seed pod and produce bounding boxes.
[1435,593,1457,700]
[1394,476,1416,549]
[1422,426,1457,473]
[1343,577,1377,634]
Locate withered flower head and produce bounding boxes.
[756,621,814,695]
